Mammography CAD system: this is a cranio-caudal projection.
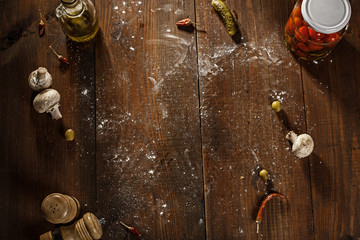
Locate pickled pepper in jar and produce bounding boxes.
[284,0,351,60]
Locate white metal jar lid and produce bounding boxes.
[301,0,351,34]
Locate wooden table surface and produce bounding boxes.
[1,0,360,239]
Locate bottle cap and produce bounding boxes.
[301,0,351,34]
[41,193,80,224]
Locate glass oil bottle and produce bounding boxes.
[56,0,99,42]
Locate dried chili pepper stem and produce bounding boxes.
[119,221,131,229]
[256,193,287,234]
[49,46,61,58]
[49,46,70,65]
[119,221,141,237]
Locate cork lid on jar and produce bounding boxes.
[41,193,80,224]
[301,0,351,34]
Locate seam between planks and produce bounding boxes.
[193,0,208,239]
[300,64,316,240]
[93,0,98,214]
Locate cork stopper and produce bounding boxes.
[41,193,80,224]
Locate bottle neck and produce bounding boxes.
[61,0,84,16]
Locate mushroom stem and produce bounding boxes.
[47,103,62,120]
[286,131,298,143]
[36,67,48,86]
[37,67,47,79]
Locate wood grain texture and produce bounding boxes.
[0,0,96,238]
[301,1,360,239]
[196,0,314,239]
[95,0,205,239]
[1,0,360,239]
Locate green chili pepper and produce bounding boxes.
[211,0,237,36]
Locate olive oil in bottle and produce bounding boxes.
[56,0,99,42]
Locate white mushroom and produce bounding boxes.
[33,89,62,120]
[286,131,314,158]
[28,67,53,91]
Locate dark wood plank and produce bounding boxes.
[301,1,360,238]
[95,0,205,239]
[0,0,96,238]
[196,0,315,239]
[2,0,359,239]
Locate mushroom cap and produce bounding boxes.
[28,67,52,91]
[33,89,61,113]
[292,134,314,158]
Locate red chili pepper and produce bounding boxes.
[59,56,70,65]
[297,42,310,52]
[256,193,286,234]
[285,19,294,34]
[298,26,309,39]
[308,27,324,40]
[120,221,141,237]
[295,50,307,58]
[293,17,302,29]
[49,46,70,65]
[129,227,141,237]
[39,19,45,37]
[295,26,309,43]
[308,39,324,51]
[324,33,339,43]
[176,18,194,27]
[293,7,302,19]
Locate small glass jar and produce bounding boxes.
[284,0,351,60]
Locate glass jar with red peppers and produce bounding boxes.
[284,0,351,61]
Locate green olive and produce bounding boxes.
[259,169,269,181]
[65,129,75,141]
[271,101,281,112]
